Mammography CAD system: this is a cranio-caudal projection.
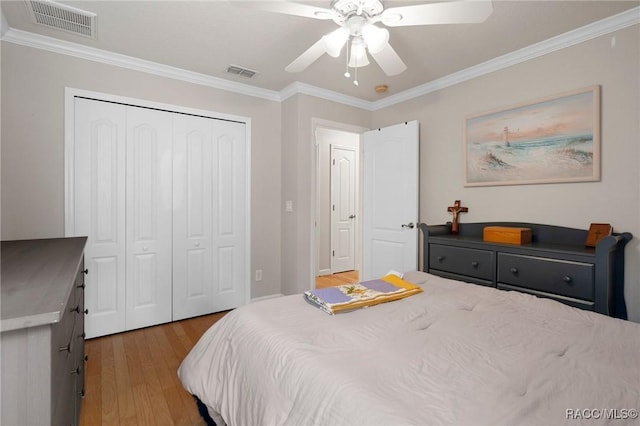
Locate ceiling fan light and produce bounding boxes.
[361,25,388,54]
[322,27,349,57]
[348,39,370,68]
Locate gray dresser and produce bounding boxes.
[420,223,632,319]
[1,237,88,426]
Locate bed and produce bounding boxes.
[178,226,640,425]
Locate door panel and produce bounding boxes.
[331,145,356,273]
[362,121,419,280]
[73,98,126,338]
[125,107,173,329]
[211,121,247,311]
[173,115,214,320]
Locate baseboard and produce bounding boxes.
[251,293,284,303]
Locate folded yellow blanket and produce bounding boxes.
[303,274,423,315]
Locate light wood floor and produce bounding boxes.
[79,311,228,426]
[316,270,359,289]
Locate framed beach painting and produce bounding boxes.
[464,86,600,187]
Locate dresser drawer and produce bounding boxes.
[497,253,594,301]
[429,244,494,281]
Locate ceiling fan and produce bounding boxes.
[234,0,493,85]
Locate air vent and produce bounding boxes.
[25,0,97,39]
[226,65,258,79]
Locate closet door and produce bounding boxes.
[73,98,127,338]
[173,117,247,320]
[172,115,213,320]
[211,120,248,312]
[125,107,173,329]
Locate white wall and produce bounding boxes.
[372,25,640,322]
[0,42,283,299]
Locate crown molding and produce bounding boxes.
[280,81,373,110]
[371,5,640,111]
[1,27,283,102]
[1,6,638,111]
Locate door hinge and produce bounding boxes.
[332,159,335,165]
[332,250,335,256]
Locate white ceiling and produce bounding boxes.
[1,1,638,102]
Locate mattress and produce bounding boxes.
[178,271,640,425]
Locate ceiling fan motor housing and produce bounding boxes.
[330,0,384,23]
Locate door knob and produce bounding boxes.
[349,214,356,219]
[401,222,415,229]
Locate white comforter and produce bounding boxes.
[178,272,640,426]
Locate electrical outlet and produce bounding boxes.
[255,269,263,282]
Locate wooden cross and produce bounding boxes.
[447,200,468,234]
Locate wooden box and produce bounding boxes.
[483,226,532,245]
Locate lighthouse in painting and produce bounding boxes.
[503,126,511,147]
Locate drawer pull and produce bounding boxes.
[510,267,519,275]
[59,343,71,353]
[82,268,89,275]
[77,282,86,289]
[471,261,479,268]
[85,355,89,362]
[71,306,89,315]
[71,367,81,375]
[78,332,86,339]
[79,388,86,398]
[563,275,573,283]
[437,256,445,262]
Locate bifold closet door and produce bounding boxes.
[74,99,173,337]
[73,98,127,338]
[173,116,247,321]
[72,96,248,337]
[125,107,173,330]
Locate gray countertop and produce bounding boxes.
[1,237,87,332]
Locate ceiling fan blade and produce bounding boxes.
[369,43,407,76]
[285,38,326,73]
[231,1,336,20]
[381,0,493,27]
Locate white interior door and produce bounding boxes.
[72,98,127,338]
[125,107,173,329]
[331,145,357,273]
[173,116,247,320]
[172,114,214,320]
[210,119,248,312]
[362,121,419,280]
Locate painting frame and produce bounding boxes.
[464,85,601,187]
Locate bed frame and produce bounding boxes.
[420,222,632,319]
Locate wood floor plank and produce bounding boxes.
[112,335,137,421]
[136,329,176,426]
[100,337,121,426]
[316,270,359,288]
[131,383,154,426]
[150,324,204,425]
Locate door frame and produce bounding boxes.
[310,118,368,289]
[64,87,252,305]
